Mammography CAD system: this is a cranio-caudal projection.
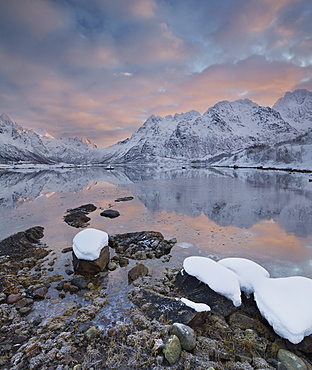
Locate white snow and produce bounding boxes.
[183,256,242,307]
[180,297,211,312]
[72,228,109,261]
[218,257,270,295]
[254,276,312,344]
[183,256,312,344]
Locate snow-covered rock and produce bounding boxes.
[72,228,109,261]
[183,256,242,307]
[183,255,312,344]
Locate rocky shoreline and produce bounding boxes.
[1,225,312,370]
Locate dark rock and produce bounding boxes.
[175,270,238,316]
[32,316,43,326]
[63,204,97,228]
[171,323,196,351]
[19,306,32,316]
[67,204,97,214]
[0,226,48,261]
[63,211,90,228]
[69,285,79,293]
[0,276,20,295]
[128,263,148,283]
[115,196,134,202]
[296,335,312,354]
[107,328,117,337]
[62,247,73,253]
[16,298,34,309]
[7,294,21,304]
[119,257,129,267]
[70,277,89,290]
[65,269,74,275]
[107,261,117,271]
[129,288,206,325]
[109,231,177,260]
[72,245,109,275]
[33,286,48,299]
[100,209,120,218]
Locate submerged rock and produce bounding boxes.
[64,203,97,228]
[100,209,120,218]
[128,263,148,283]
[109,231,177,260]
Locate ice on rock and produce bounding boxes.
[183,256,242,307]
[254,276,312,344]
[218,257,270,295]
[73,228,109,261]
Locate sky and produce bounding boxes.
[0,0,312,148]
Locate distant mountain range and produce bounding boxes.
[1,89,312,170]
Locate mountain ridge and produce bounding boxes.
[1,89,312,170]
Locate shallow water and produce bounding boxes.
[1,166,312,323]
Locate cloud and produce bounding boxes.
[0,0,311,147]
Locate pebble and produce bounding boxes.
[7,294,21,304]
[171,322,196,351]
[19,306,32,316]
[107,261,117,271]
[163,335,181,364]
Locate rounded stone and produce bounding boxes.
[100,209,120,218]
[278,349,308,370]
[7,294,21,304]
[163,335,181,364]
[171,323,196,351]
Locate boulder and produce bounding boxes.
[175,270,238,316]
[128,263,148,283]
[72,246,109,275]
[109,231,176,259]
[171,323,196,351]
[129,288,207,325]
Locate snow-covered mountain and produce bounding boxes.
[1,89,311,169]
[100,89,311,167]
[0,113,95,164]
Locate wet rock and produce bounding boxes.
[33,286,48,299]
[100,209,120,218]
[171,323,196,351]
[19,306,32,316]
[84,326,98,340]
[65,269,74,275]
[175,270,238,316]
[64,204,97,228]
[128,263,148,283]
[16,298,33,309]
[70,277,88,290]
[67,204,97,214]
[7,294,21,304]
[163,335,181,364]
[115,196,134,202]
[129,288,205,325]
[0,276,20,295]
[277,349,308,370]
[62,247,73,253]
[0,226,48,261]
[296,335,312,354]
[107,261,117,271]
[64,212,91,228]
[107,328,117,337]
[119,257,129,267]
[72,245,109,275]
[109,231,177,260]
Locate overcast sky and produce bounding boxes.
[0,0,311,147]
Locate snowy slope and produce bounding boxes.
[99,96,301,164]
[273,89,312,132]
[0,113,95,164]
[1,89,311,168]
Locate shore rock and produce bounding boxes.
[171,322,196,351]
[128,263,148,283]
[109,231,177,259]
[0,226,48,261]
[72,245,109,275]
[163,335,181,364]
[278,349,308,370]
[175,270,238,316]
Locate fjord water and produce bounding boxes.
[1,166,311,279]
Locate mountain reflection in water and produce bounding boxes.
[0,166,312,277]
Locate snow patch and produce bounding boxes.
[72,228,109,261]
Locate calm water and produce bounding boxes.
[1,166,312,322]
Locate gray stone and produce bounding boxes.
[277,349,308,370]
[128,263,148,283]
[100,209,120,218]
[171,322,196,351]
[163,335,181,364]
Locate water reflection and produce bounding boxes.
[0,167,311,238]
